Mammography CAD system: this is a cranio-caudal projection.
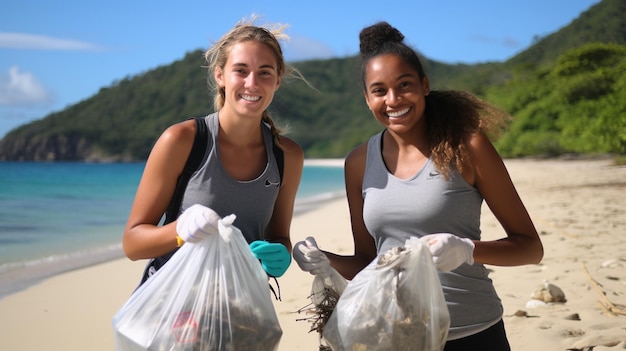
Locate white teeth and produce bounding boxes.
[241,94,261,102]
[387,108,409,118]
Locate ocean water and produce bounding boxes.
[0,161,345,299]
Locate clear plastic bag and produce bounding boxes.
[322,237,450,351]
[298,267,348,350]
[113,214,282,351]
[311,268,347,307]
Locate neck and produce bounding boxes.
[217,110,263,147]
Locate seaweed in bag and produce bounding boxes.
[323,237,450,351]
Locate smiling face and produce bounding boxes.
[364,54,430,135]
[215,41,281,119]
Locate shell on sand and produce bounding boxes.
[525,299,547,309]
[601,259,624,268]
[530,281,567,303]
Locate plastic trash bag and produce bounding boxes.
[311,267,348,307]
[323,237,450,351]
[298,266,348,350]
[113,214,282,351]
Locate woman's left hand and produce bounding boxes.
[250,241,292,277]
[420,233,475,271]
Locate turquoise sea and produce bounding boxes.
[0,161,345,299]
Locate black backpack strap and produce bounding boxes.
[163,117,208,224]
[138,118,282,287]
[168,118,280,214]
[138,116,208,286]
[272,138,284,182]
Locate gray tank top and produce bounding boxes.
[181,112,281,243]
[362,131,502,339]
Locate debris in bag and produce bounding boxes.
[296,267,347,351]
[113,215,282,351]
[322,238,450,351]
[115,297,282,351]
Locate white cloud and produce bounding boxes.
[0,32,105,51]
[283,36,337,61]
[0,66,54,106]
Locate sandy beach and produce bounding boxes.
[0,158,624,350]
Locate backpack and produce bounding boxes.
[138,116,284,286]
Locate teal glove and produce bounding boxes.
[250,241,291,278]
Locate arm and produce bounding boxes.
[263,136,304,253]
[122,119,196,260]
[325,144,377,279]
[468,133,544,266]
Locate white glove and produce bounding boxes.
[176,204,221,243]
[293,236,331,276]
[420,233,475,272]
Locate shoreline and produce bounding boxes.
[1,158,624,350]
[303,158,344,167]
[0,189,347,301]
[0,158,345,300]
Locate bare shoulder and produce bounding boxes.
[468,132,496,150]
[344,142,368,187]
[277,136,304,163]
[467,132,504,166]
[159,119,196,147]
[465,132,510,187]
[148,119,196,171]
[131,119,197,225]
[345,143,367,170]
[274,136,304,197]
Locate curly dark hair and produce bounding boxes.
[359,22,510,178]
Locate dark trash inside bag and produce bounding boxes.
[322,237,450,351]
[113,214,282,351]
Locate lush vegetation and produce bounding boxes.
[0,0,624,161]
[487,42,626,157]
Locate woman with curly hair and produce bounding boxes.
[293,21,543,350]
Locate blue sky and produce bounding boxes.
[0,0,600,139]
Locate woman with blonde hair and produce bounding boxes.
[123,16,306,285]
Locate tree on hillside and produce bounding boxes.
[488,43,626,157]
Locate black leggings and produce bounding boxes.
[444,319,511,351]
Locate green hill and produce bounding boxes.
[0,0,624,161]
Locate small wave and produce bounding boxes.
[0,244,126,300]
[303,159,344,167]
[0,224,40,234]
[294,191,344,215]
[0,188,346,300]
[0,244,124,272]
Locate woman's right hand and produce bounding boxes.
[293,236,331,276]
[176,204,221,243]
